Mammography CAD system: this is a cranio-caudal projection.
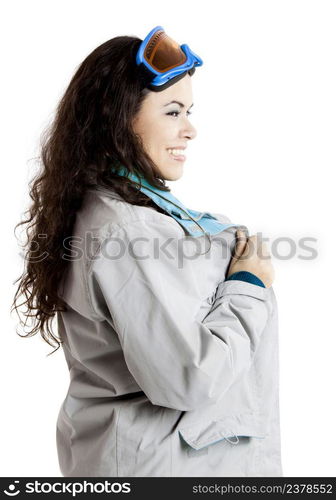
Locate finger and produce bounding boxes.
[233,230,247,258]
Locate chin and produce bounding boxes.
[160,165,184,181]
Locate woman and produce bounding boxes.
[12,26,282,477]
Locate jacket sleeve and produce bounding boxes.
[88,217,274,412]
[226,270,266,287]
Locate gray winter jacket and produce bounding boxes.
[56,185,283,477]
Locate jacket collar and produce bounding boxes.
[111,164,241,238]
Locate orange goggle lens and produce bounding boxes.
[144,30,187,73]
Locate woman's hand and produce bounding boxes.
[226,229,275,288]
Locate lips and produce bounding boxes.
[168,146,187,150]
[167,149,186,161]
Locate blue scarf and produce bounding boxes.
[111,164,242,238]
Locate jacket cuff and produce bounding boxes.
[226,271,266,288]
[216,279,271,305]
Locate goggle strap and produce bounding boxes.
[137,62,155,88]
[147,70,193,92]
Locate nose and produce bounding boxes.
[180,116,197,141]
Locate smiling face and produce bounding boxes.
[132,73,197,181]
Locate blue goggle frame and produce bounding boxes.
[136,25,203,91]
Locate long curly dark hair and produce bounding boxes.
[11,34,188,355]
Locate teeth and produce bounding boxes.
[168,149,185,156]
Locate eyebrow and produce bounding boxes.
[163,100,194,109]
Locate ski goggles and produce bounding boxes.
[135,25,203,91]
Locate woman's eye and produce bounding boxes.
[167,110,192,117]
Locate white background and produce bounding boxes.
[2,0,335,477]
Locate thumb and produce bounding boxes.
[232,229,247,259]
